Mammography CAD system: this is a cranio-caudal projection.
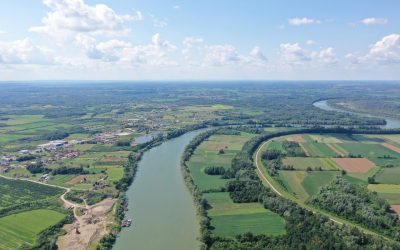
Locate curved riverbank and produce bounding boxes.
[113,130,204,250]
[313,100,400,129]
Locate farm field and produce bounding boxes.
[375,167,400,184]
[0,177,63,210]
[263,133,400,206]
[186,131,286,237]
[203,192,286,237]
[187,133,255,191]
[282,157,338,170]
[0,209,66,249]
[277,170,339,201]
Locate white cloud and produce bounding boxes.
[347,34,400,65]
[173,5,181,10]
[360,17,388,25]
[0,38,53,64]
[0,30,6,35]
[306,40,315,45]
[151,15,168,28]
[280,43,310,62]
[249,46,268,62]
[30,0,141,38]
[288,17,320,26]
[204,45,241,66]
[75,33,176,66]
[315,47,337,64]
[182,37,204,61]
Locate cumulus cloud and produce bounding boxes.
[315,47,337,64]
[360,17,388,25]
[74,33,177,66]
[347,34,400,65]
[30,0,141,38]
[288,17,320,26]
[280,43,310,62]
[0,38,53,64]
[249,46,268,62]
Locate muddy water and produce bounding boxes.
[313,100,400,129]
[113,130,203,250]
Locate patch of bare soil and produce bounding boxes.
[332,158,375,173]
[390,205,400,215]
[287,135,306,143]
[57,198,116,250]
[382,143,400,154]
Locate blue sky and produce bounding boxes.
[0,0,399,80]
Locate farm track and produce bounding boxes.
[254,139,390,239]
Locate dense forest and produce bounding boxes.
[309,178,400,240]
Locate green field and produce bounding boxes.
[301,142,338,157]
[302,171,339,196]
[278,171,309,201]
[282,157,339,170]
[375,167,400,184]
[368,184,400,193]
[0,209,66,249]
[340,143,399,158]
[0,177,63,210]
[203,192,286,237]
[368,184,400,205]
[188,133,254,191]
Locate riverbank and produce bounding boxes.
[313,100,400,129]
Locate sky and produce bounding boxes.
[0,0,399,80]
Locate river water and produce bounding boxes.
[113,130,203,250]
[313,100,400,129]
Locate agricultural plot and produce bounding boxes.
[332,158,376,173]
[375,167,400,184]
[282,157,338,170]
[340,143,399,158]
[302,171,339,197]
[0,177,63,210]
[203,192,286,237]
[368,184,400,205]
[278,171,309,201]
[301,142,338,157]
[187,133,255,191]
[0,209,66,249]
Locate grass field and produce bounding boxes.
[340,143,399,158]
[278,171,309,201]
[367,184,400,193]
[302,171,339,197]
[0,209,66,249]
[367,184,400,205]
[282,157,339,170]
[203,192,286,237]
[375,167,400,184]
[301,142,338,157]
[187,133,255,191]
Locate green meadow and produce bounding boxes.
[0,209,66,249]
[203,192,286,237]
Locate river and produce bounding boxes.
[313,100,400,129]
[113,130,203,250]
